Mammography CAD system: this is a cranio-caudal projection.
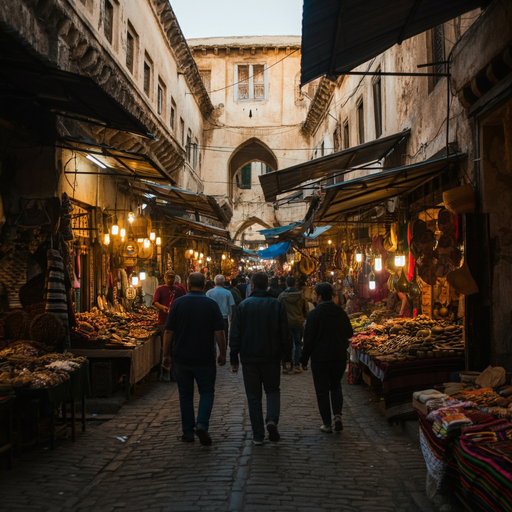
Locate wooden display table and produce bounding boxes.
[72,336,161,400]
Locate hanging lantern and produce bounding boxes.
[369,272,376,290]
[355,251,363,263]
[137,238,144,243]
[156,236,161,246]
[185,250,192,259]
[200,253,204,259]
[139,269,146,281]
[149,231,156,241]
[194,251,199,259]
[120,228,126,238]
[206,256,211,262]
[132,275,139,286]
[128,212,135,223]
[395,253,406,267]
[222,254,226,260]
[104,232,110,245]
[374,256,382,272]
[198,259,202,264]
[111,223,119,236]
[144,239,151,249]
[328,240,332,245]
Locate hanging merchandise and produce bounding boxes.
[446,259,479,296]
[443,183,476,215]
[131,216,152,239]
[396,268,409,294]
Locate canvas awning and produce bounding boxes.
[317,153,465,222]
[304,225,332,239]
[60,137,172,183]
[0,25,154,138]
[300,0,485,86]
[161,209,230,238]
[259,130,410,202]
[257,242,292,260]
[123,181,229,224]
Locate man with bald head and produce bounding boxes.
[162,272,227,445]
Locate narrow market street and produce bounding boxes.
[0,368,433,512]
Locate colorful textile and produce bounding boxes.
[453,437,512,512]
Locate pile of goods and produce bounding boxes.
[73,306,158,349]
[0,352,87,389]
[352,315,464,362]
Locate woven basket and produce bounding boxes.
[443,184,475,214]
[4,310,30,340]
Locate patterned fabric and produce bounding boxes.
[44,249,70,349]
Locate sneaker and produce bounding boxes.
[195,427,212,446]
[334,415,343,432]
[293,365,302,374]
[266,421,280,442]
[180,435,195,443]
[252,439,264,446]
[320,425,333,433]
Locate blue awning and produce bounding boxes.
[304,225,332,239]
[257,242,291,260]
[259,222,302,239]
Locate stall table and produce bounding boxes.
[355,348,464,422]
[72,336,161,400]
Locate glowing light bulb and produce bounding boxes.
[120,228,126,238]
[200,253,204,259]
[189,249,194,255]
[356,252,363,263]
[111,224,119,236]
[369,279,376,290]
[207,256,211,262]
[328,240,332,245]
[131,276,139,286]
[194,251,199,259]
[137,238,144,243]
[139,269,146,280]
[128,212,135,223]
[144,239,150,248]
[156,237,161,246]
[374,256,382,271]
[222,254,226,260]
[149,232,156,241]
[198,259,202,264]
[104,233,110,245]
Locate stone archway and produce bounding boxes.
[233,216,272,242]
[228,138,278,199]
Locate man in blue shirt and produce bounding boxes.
[162,272,226,445]
[206,274,235,344]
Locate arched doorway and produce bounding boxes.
[228,138,278,200]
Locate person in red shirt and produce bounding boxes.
[153,270,184,332]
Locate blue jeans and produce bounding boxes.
[174,362,217,437]
[290,327,303,366]
[242,362,281,442]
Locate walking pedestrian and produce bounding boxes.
[300,282,354,433]
[152,270,184,339]
[278,276,287,292]
[278,276,309,374]
[206,274,235,345]
[267,277,282,298]
[235,275,247,298]
[162,272,227,445]
[174,274,187,295]
[230,272,291,445]
[227,278,243,306]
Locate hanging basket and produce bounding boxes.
[443,184,475,215]
[131,217,152,238]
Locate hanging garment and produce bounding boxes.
[44,249,70,350]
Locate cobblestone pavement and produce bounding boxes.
[1,366,434,512]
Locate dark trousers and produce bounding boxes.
[174,362,216,437]
[311,359,346,426]
[242,362,281,442]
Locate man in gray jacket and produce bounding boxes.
[278,276,309,374]
[230,272,291,445]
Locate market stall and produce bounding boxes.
[414,366,512,511]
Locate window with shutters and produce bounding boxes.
[192,143,198,170]
[180,118,185,147]
[126,31,134,73]
[157,80,166,116]
[143,60,151,97]
[373,75,383,138]
[263,164,273,174]
[234,64,268,102]
[170,98,176,131]
[104,0,113,44]
[236,164,252,189]
[343,120,350,149]
[432,25,446,87]
[200,70,211,94]
[357,100,365,144]
[333,127,340,153]
[186,130,192,162]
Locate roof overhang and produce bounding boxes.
[160,209,230,239]
[259,130,410,202]
[123,181,229,224]
[300,0,485,86]
[317,153,465,222]
[60,137,172,184]
[0,25,154,138]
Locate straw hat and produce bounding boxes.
[443,184,475,215]
[446,259,479,296]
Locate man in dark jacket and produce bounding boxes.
[162,272,227,445]
[300,282,353,434]
[278,276,309,374]
[267,277,282,298]
[230,272,291,445]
